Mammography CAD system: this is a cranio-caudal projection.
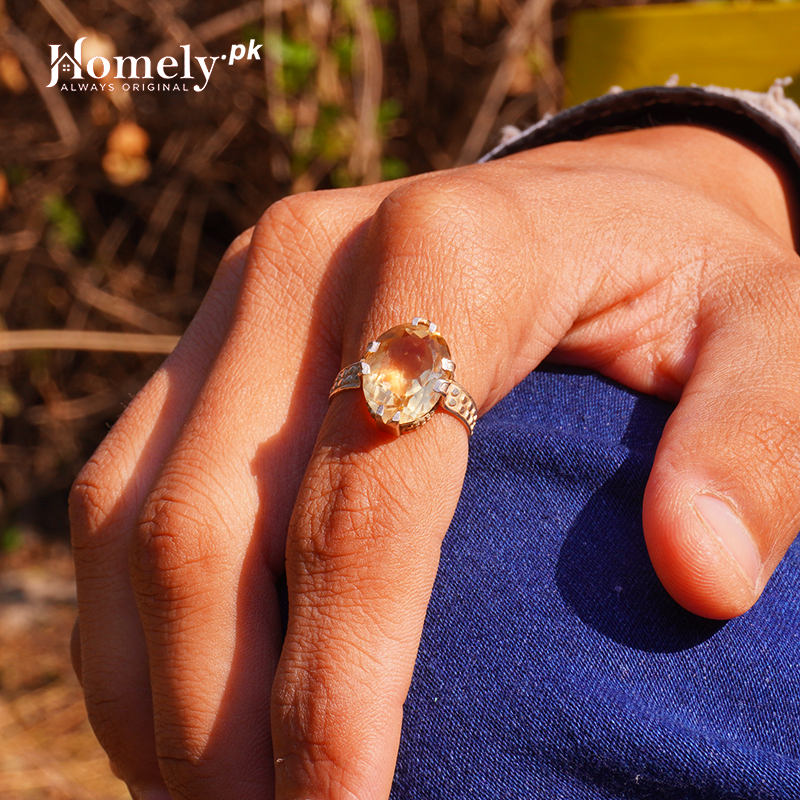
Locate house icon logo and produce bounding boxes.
[47,38,85,86]
[46,35,262,92]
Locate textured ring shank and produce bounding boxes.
[329,362,477,435]
[438,379,477,435]
[329,361,363,397]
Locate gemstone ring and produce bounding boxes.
[329,318,477,435]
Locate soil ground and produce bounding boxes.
[1,534,127,798]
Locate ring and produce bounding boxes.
[329,318,477,436]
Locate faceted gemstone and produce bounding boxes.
[362,321,453,428]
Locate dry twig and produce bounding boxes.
[398,0,427,105]
[0,330,180,353]
[37,0,82,40]
[2,24,80,151]
[72,278,182,335]
[349,0,383,184]
[0,230,39,255]
[194,1,265,43]
[263,0,287,130]
[175,191,209,294]
[457,0,555,164]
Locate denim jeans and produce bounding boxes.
[391,366,800,799]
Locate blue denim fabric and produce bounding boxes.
[391,366,800,799]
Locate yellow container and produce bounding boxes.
[566,2,800,106]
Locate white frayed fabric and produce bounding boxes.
[498,125,523,145]
[698,79,800,148]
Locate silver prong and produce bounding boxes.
[433,379,449,394]
[377,404,385,416]
[360,360,371,374]
[367,341,380,353]
[411,316,421,326]
[392,411,401,423]
[441,357,455,371]
[428,322,437,333]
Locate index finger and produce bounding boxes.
[274,386,470,799]
[270,174,561,798]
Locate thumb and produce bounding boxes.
[643,260,800,618]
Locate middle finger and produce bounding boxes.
[129,184,400,799]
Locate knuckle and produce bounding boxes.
[69,451,127,549]
[372,175,487,271]
[289,456,387,575]
[374,169,513,247]
[249,192,333,281]
[742,393,800,480]
[156,755,216,800]
[131,464,229,597]
[70,414,152,549]
[286,454,414,615]
[136,491,198,564]
[238,191,345,340]
[367,174,517,344]
[69,469,107,546]
[272,669,358,795]
[263,190,327,230]
[82,684,146,766]
[135,494,207,574]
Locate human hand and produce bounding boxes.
[70,124,800,800]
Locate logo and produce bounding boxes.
[47,37,262,92]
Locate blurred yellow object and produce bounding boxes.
[0,51,27,93]
[106,120,149,158]
[0,170,10,210]
[102,152,151,186]
[78,27,116,64]
[566,1,800,106]
[103,121,151,185]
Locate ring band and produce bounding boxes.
[329,318,477,436]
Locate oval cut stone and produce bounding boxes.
[362,321,453,428]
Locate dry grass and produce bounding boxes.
[0,537,127,798]
[0,0,573,541]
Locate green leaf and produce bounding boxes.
[331,164,356,188]
[264,32,318,94]
[372,7,396,43]
[5,164,29,187]
[332,34,354,74]
[378,97,402,127]
[0,525,23,554]
[43,193,84,251]
[381,156,408,181]
[240,24,265,48]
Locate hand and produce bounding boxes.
[70,124,800,800]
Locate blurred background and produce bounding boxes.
[1,0,798,795]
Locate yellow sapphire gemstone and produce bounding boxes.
[362,320,454,430]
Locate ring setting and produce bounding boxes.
[329,318,477,435]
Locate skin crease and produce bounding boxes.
[69,125,800,800]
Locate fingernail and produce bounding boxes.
[693,493,760,590]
